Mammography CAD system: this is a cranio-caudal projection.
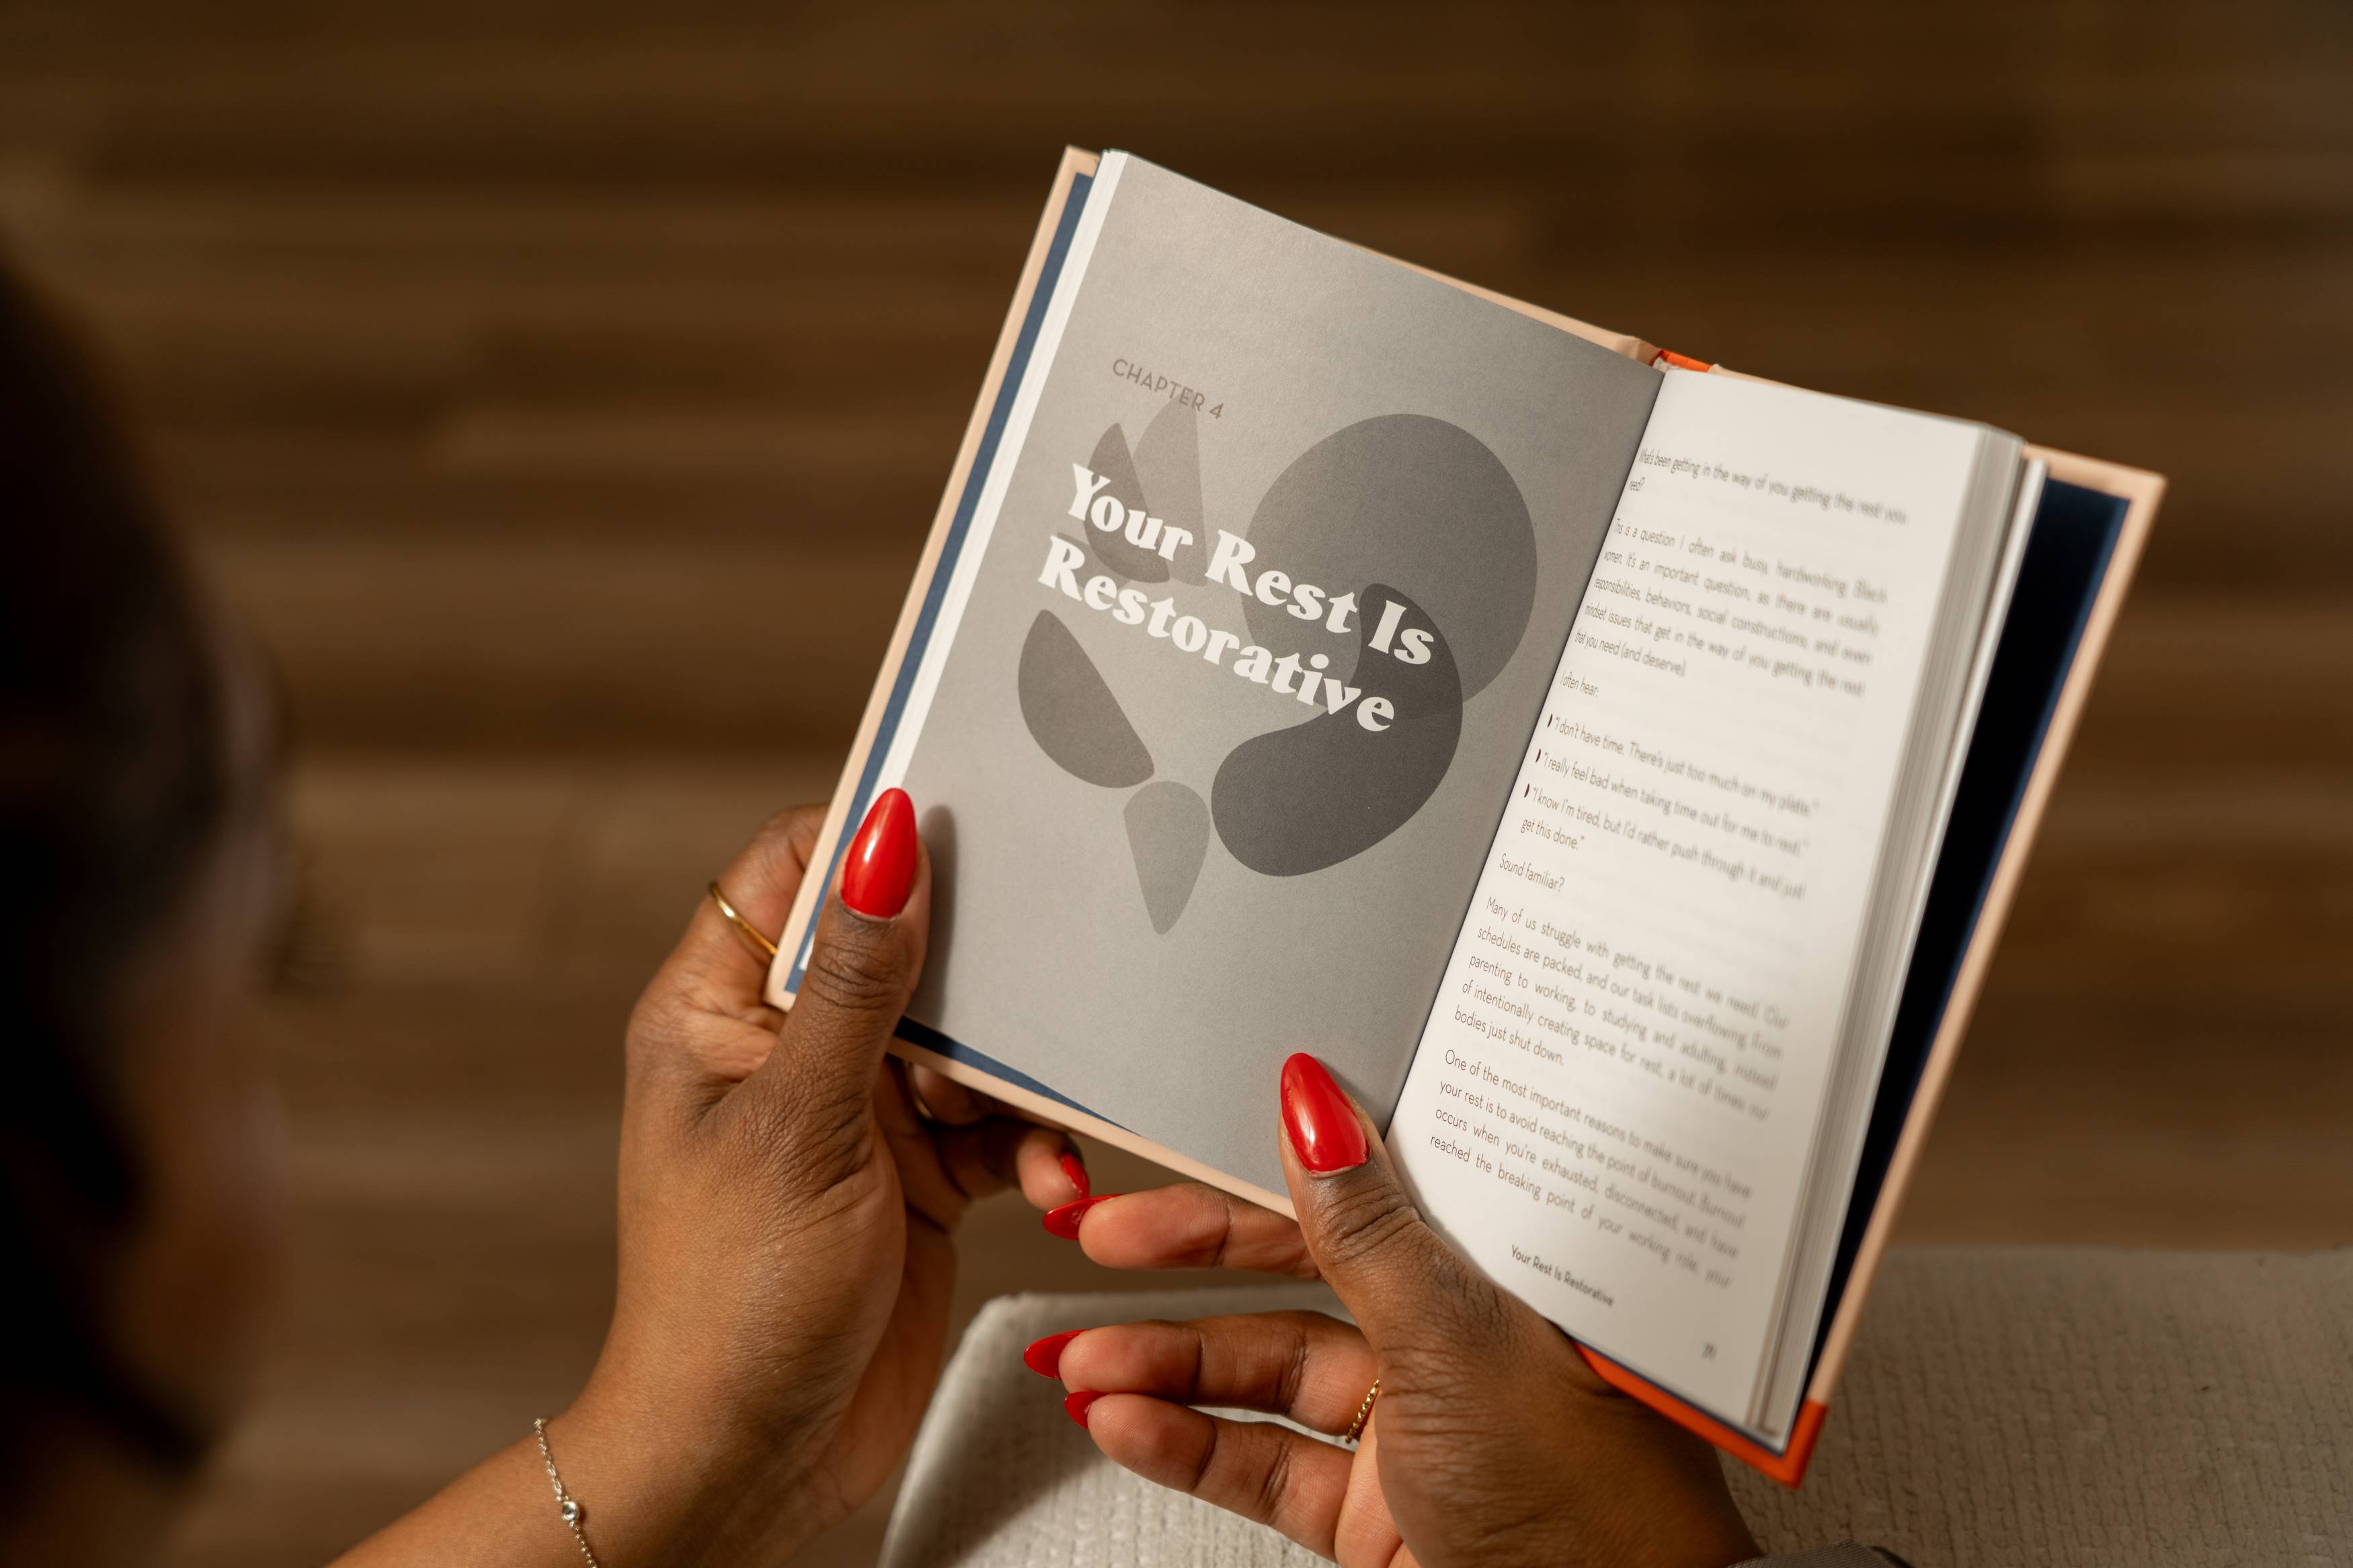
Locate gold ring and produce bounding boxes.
[707,881,779,961]
[905,1075,943,1123]
[1342,1378,1380,1445]
[891,1057,945,1124]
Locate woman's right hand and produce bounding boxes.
[1036,1053,1759,1568]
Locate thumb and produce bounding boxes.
[745,788,928,1145]
[1275,1053,1515,1362]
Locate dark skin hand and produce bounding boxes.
[335,800,1084,1565]
[1043,1055,1761,1568]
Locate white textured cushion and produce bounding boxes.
[883,1249,2352,1566]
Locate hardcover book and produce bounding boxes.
[765,149,2163,1483]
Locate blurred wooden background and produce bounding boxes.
[2,2,2348,1563]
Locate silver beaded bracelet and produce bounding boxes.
[532,1417,601,1566]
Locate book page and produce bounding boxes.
[864,154,1662,1196]
[1390,370,1992,1428]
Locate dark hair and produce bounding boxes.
[0,259,229,1473]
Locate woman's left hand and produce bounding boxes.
[337,790,1085,1566]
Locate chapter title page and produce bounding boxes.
[886,155,1659,1192]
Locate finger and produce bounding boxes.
[623,804,822,1099]
[875,1059,1090,1235]
[1055,1311,1376,1435]
[1078,1396,1357,1561]
[742,789,926,1141]
[1016,1129,1090,1208]
[925,1118,1078,1213]
[870,1060,953,1225]
[906,1063,1089,1198]
[905,1063,993,1126]
[1275,1053,1524,1364]
[671,804,825,1015]
[1073,1183,1316,1277]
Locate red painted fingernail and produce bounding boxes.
[1023,1330,1082,1378]
[1064,1390,1104,1427]
[840,788,918,918]
[1042,1194,1113,1240]
[1281,1053,1368,1173]
[1060,1151,1090,1200]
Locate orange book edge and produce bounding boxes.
[1580,1345,1827,1485]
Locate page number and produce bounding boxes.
[1701,1342,1717,1360]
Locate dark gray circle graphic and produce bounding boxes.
[1238,413,1535,701]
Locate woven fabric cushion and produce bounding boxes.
[882,1249,2352,1567]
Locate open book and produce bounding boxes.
[766,149,2163,1483]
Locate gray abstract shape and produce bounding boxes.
[1237,414,1533,700]
[1016,609,1154,788]
[1079,424,1172,583]
[1133,401,1205,582]
[1212,585,1462,876]
[1123,780,1211,934]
